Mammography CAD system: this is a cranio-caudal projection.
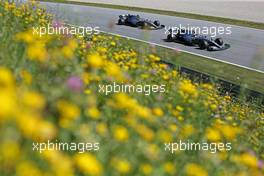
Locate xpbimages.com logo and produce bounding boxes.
[98,82,166,95]
[32,140,100,153]
[165,24,232,37]
[32,24,100,37]
[164,140,232,154]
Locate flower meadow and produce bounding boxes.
[0,1,264,176]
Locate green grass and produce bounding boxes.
[119,37,264,95]
[39,0,264,95]
[162,49,264,95]
[1,2,264,176]
[39,0,264,30]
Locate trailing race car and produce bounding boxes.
[118,14,165,30]
[166,28,230,51]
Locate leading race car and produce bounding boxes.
[166,28,230,51]
[117,14,165,30]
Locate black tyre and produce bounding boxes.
[198,40,209,50]
[215,38,223,46]
[167,34,173,41]
[154,20,160,26]
[118,19,124,25]
[142,22,149,29]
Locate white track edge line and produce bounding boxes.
[67,23,264,74]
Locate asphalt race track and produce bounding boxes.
[70,0,264,23]
[40,1,264,72]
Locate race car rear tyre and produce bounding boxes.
[198,40,209,50]
[215,38,223,46]
[154,20,160,26]
[142,22,148,29]
[118,19,124,25]
[167,34,173,41]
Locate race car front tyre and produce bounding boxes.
[215,38,224,46]
[198,40,209,50]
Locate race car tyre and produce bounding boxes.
[215,38,224,46]
[198,40,209,50]
[167,34,173,41]
[118,19,125,25]
[142,22,148,29]
[154,20,160,26]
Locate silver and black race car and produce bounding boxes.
[166,28,230,51]
[117,14,165,30]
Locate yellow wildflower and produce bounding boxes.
[0,67,15,89]
[0,92,16,119]
[87,53,103,68]
[27,42,47,62]
[146,144,160,159]
[110,41,116,46]
[140,164,153,175]
[105,62,124,81]
[163,162,176,174]
[179,80,198,97]
[20,69,32,85]
[16,161,42,176]
[112,158,131,174]
[86,106,100,119]
[201,83,213,90]
[152,107,164,117]
[15,30,34,43]
[61,39,78,59]
[113,125,129,142]
[169,124,178,132]
[176,105,184,112]
[17,113,57,141]
[206,127,221,141]
[0,141,20,163]
[220,125,241,141]
[136,124,154,141]
[75,153,102,176]
[96,123,108,136]
[158,130,173,142]
[181,124,195,138]
[185,163,208,176]
[240,153,258,168]
[97,47,107,54]
[43,150,74,176]
[22,91,46,110]
[56,100,80,120]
